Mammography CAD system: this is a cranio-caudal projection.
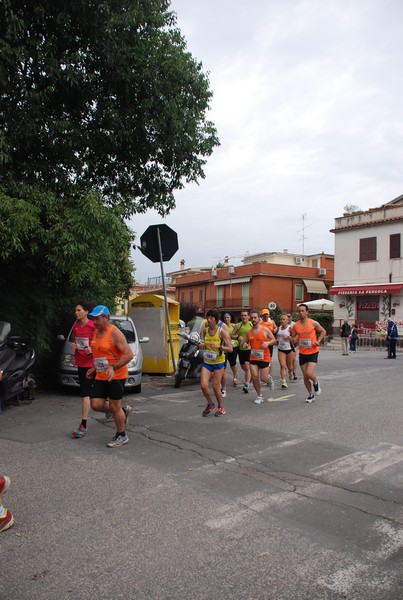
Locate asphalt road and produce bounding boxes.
[0,349,402,600]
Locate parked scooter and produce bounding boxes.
[0,321,36,412]
[174,318,205,388]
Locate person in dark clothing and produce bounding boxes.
[349,325,358,353]
[340,320,351,355]
[386,320,398,359]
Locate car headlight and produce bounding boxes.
[127,356,138,368]
[62,354,75,368]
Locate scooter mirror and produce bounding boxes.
[0,321,11,343]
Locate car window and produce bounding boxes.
[112,320,136,343]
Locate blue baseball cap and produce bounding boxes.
[89,305,110,317]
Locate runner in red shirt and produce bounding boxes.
[70,300,96,438]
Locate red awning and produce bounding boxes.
[329,283,403,296]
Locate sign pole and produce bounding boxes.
[156,226,176,373]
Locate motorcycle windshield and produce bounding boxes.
[0,321,11,344]
[185,316,205,336]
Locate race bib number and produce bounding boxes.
[94,357,109,372]
[278,338,289,350]
[299,338,312,348]
[251,349,264,359]
[204,350,217,362]
[75,337,89,350]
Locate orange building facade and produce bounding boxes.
[172,254,334,317]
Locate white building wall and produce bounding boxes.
[335,221,403,285]
[332,203,403,331]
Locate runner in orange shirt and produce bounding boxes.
[87,305,134,447]
[290,304,326,403]
[260,309,277,389]
[247,309,276,404]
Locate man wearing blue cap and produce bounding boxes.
[87,305,134,447]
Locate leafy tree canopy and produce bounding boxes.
[0,0,219,217]
[0,1,219,385]
[0,182,134,377]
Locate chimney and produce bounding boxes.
[180,259,185,270]
[224,256,229,264]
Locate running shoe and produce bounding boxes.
[0,508,14,533]
[123,404,133,425]
[71,424,87,438]
[215,406,226,416]
[242,383,249,394]
[293,373,298,380]
[202,403,216,417]
[313,379,321,396]
[268,376,275,390]
[281,380,288,389]
[0,475,11,496]
[233,378,240,386]
[305,393,315,403]
[254,395,264,404]
[221,388,227,398]
[0,476,10,495]
[107,433,129,448]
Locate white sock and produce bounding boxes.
[0,504,6,518]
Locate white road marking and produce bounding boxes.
[150,394,190,403]
[370,520,403,559]
[205,490,293,530]
[312,443,403,483]
[273,438,305,448]
[317,520,403,596]
[267,394,295,402]
[317,563,373,596]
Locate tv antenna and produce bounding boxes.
[297,213,312,255]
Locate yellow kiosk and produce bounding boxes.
[130,294,180,374]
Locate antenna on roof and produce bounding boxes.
[297,213,312,255]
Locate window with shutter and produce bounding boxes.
[359,237,377,261]
[390,234,401,259]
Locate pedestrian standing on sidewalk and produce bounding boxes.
[340,320,351,355]
[290,304,326,403]
[87,305,134,448]
[349,324,359,353]
[70,300,96,439]
[386,319,398,359]
[199,309,232,417]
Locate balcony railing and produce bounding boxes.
[204,297,253,310]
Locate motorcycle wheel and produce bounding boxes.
[174,366,187,388]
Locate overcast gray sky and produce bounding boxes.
[130,0,403,283]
